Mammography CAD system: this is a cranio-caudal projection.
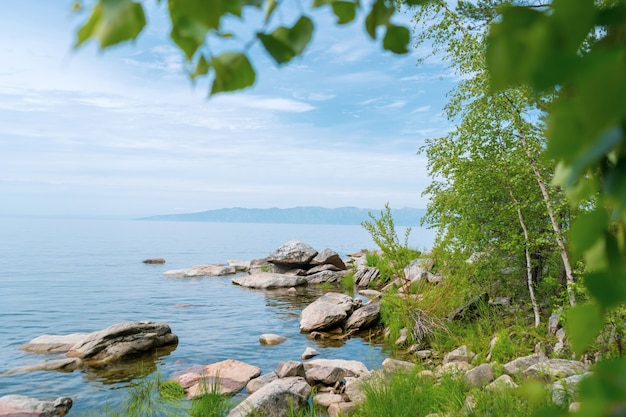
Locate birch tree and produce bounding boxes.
[416,0,576,312]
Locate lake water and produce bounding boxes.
[0,218,435,414]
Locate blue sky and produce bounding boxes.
[0,1,455,218]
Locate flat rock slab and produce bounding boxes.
[232,273,307,289]
[66,321,178,366]
[20,334,89,354]
[304,359,369,378]
[163,264,236,277]
[0,395,72,417]
[176,359,261,398]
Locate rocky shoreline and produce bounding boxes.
[2,240,591,416]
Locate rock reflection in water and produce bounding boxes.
[81,344,177,386]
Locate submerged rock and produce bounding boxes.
[143,258,165,264]
[259,334,287,346]
[5,358,83,374]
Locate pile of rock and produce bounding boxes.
[376,344,591,414]
[162,240,350,284]
[170,357,372,417]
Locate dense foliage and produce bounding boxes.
[416,1,576,322]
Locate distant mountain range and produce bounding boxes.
[137,206,426,226]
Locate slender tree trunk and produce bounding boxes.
[502,94,577,307]
[515,201,542,328]
[499,141,541,327]
[515,128,577,307]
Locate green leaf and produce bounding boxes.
[565,303,604,355]
[191,55,210,79]
[552,0,595,52]
[312,0,334,6]
[332,2,357,25]
[257,16,314,64]
[578,358,626,414]
[585,271,626,310]
[365,0,394,40]
[257,33,293,63]
[486,7,542,90]
[76,0,146,48]
[168,0,225,59]
[263,0,277,24]
[210,52,256,95]
[383,24,410,54]
[569,209,609,260]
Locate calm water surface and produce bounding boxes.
[0,218,434,413]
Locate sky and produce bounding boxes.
[0,1,456,218]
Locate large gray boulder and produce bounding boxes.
[464,363,494,388]
[503,353,548,375]
[266,240,318,266]
[305,366,345,386]
[275,361,305,379]
[0,395,72,417]
[299,293,355,332]
[232,273,307,289]
[299,303,347,332]
[20,334,88,354]
[310,249,347,270]
[66,321,178,366]
[226,377,311,417]
[345,302,381,331]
